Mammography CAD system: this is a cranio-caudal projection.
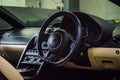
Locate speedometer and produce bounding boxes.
[85,25,101,46]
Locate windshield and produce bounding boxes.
[0,0,120,29]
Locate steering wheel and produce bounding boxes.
[37,11,82,65]
[0,56,23,80]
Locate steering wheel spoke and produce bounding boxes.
[48,53,59,61]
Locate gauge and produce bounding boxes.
[84,25,101,46]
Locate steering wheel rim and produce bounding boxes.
[37,11,82,65]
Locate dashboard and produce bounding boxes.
[0,6,120,80]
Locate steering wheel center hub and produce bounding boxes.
[48,32,62,50]
[48,29,69,52]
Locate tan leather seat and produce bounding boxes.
[0,56,24,80]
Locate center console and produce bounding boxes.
[17,36,48,80]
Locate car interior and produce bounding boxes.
[0,0,120,80]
